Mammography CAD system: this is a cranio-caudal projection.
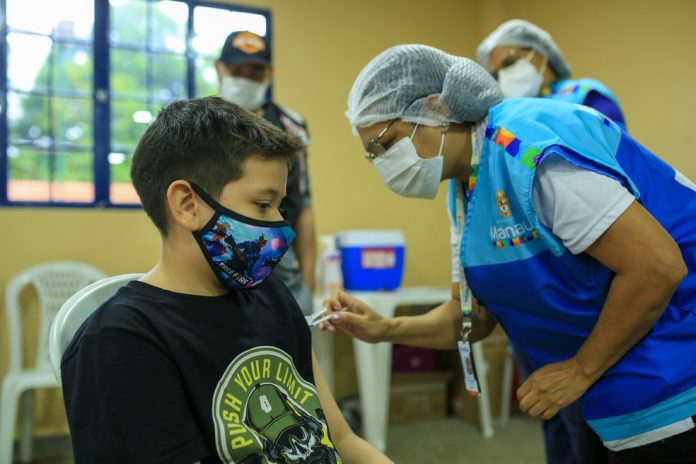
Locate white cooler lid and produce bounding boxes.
[336,230,405,247]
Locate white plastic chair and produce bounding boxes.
[48,273,143,386]
[1,262,106,464]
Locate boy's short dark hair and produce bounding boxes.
[130,96,303,235]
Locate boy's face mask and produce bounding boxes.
[190,182,295,290]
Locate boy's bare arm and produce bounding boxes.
[311,352,395,463]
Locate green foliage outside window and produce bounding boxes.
[2,0,268,205]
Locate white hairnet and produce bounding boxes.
[345,44,503,130]
[476,19,571,79]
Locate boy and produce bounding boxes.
[61,97,392,464]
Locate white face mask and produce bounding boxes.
[220,76,269,111]
[497,51,546,98]
[371,126,445,199]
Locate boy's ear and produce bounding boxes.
[166,180,208,232]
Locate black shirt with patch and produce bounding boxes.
[61,274,339,464]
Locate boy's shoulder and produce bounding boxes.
[64,275,303,358]
[78,275,298,333]
[63,281,166,351]
[87,280,167,326]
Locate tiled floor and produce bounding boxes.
[386,415,544,463]
[22,414,544,464]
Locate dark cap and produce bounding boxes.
[219,30,271,67]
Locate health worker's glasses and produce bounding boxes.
[364,119,398,160]
[364,96,423,160]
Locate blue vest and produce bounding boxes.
[542,77,621,108]
[448,98,696,441]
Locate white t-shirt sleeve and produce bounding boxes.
[532,154,635,254]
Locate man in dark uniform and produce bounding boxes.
[215,30,316,314]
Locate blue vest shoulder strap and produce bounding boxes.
[487,98,637,196]
[542,78,620,108]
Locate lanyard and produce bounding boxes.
[454,118,485,341]
[455,119,486,396]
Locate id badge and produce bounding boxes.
[457,339,481,396]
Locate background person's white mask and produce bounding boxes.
[220,76,269,111]
[372,129,445,199]
[497,51,546,98]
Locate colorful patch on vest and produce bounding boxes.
[485,126,543,169]
[212,346,341,463]
[468,163,479,199]
[493,230,540,248]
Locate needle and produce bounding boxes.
[306,307,348,327]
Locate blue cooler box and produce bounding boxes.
[336,230,405,291]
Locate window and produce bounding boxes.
[0,0,270,207]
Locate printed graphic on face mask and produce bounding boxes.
[212,346,342,464]
[191,182,295,290]
[199,215,294,289]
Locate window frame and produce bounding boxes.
[0,0,272,208]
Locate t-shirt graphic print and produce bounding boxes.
[212,346,342,463]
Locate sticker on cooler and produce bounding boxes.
[361,248,397,269]
[336,229,406,291]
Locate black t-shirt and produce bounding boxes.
[61,274,341,464]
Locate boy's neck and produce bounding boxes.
[142,240,228,297]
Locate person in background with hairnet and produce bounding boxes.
[321,44,696,464]
[477,19,626,131]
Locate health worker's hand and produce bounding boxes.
[517,358,594,420]
[319,290,388,344]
